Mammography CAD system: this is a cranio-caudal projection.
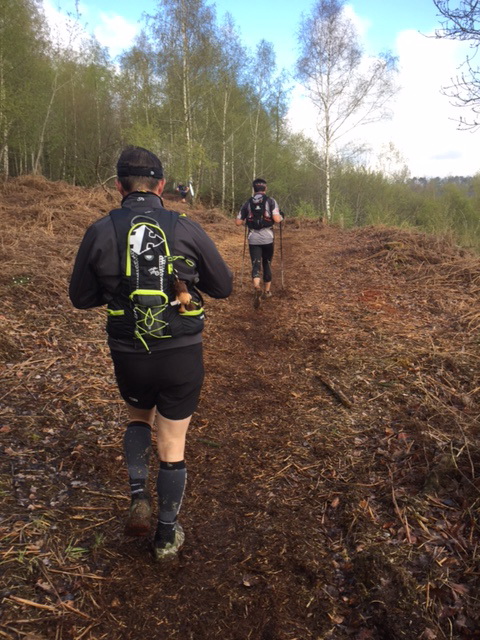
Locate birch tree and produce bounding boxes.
[251,41,276,179]
[118,32,161,150]
[296,0,397,221]
[211,14,247,209]
[0,0,49,178]
[150,0,217,194]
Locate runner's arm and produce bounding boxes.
[270,198,282,223]
[69,220,119,309]
[176,219,232,299]
[235,202,248,226]
[69,226,104,308]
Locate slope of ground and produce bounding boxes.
[0,176,479,640]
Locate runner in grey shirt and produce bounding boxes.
[236,178,283,308]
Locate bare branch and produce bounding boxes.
[433,0,480,127]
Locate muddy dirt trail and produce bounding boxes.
[1,180,479,640]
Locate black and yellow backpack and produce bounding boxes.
[106,207,204,351]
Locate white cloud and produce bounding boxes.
[288,9,480,178]
[94,14,139,58]
[42,0,88,50]
[287,85,318,138]
[384,29,479,177]
[43,1,139,58]
[344,4,371,42]
[361,30,479,177]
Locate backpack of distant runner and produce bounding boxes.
[246,194,274,230]
[107,207,204,351]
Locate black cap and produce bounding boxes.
[117,164,163,179]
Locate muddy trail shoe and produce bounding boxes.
[153,523,185,562]
[263,291,272,299]
[253,288,262,309]
[124,494,152,537]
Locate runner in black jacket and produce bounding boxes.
[69,146,232,561]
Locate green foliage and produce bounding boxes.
[93,532,106,549]
[293,200,319,218]
[65,540,89,560]
[330,166,480,251]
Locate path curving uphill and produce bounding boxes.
[1,182,479,639]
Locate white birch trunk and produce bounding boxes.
[34,73,59,176]
[231,132,235,215]
[252,104,260,180]
[325,151,331,222]
[221,88,229,210]
[181,0,192,186]
[0,54,8,179]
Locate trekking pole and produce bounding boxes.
[279,221,285,290]
[240,224,247,290]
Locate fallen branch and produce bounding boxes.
[389,473,413,544]
[98,174,116,193]
[8,596,57,612]
[311,371,353,408]
[46,568,112,580]
[8,595,93,621]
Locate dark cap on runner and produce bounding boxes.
[116,146,164,179]
[117,164,163,179]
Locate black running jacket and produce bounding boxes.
[69,192,232,352]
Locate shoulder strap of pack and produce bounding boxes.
[110,206,179,234]
[249,194,267,210]
[109,207,180,267]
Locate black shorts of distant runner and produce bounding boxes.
[249,243,274,282]
[110,343,204,420]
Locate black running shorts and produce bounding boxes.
[110,343,204,420]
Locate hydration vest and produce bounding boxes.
[107,207,204,351]
[246,194,274,230]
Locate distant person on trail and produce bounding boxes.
[236,178,283,308]
[176,183,190,203]
[69,146,232,562]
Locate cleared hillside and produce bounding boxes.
[1,177,479,640]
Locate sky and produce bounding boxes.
[44,0,479,178]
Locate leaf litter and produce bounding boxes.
[0,177,479,639]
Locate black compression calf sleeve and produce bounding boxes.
[156,460,187,524]
[123,421,152,495]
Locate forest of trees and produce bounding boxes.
[1,0,479,250]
